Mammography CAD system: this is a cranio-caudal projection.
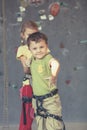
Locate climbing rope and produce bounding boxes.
[2,0,9,129]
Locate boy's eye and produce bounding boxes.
[40,46,44,48]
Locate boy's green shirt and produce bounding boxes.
[30,54,57,96]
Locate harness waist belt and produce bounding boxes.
[33,89,58,100]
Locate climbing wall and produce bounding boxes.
[0,0,87,127]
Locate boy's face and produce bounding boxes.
[29,39,48,60]
[21,28,38,41]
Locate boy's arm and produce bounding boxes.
[50,58,60,76]
[49,58,60,85]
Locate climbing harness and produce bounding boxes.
[33,89,65,130]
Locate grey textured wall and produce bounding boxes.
[0,0,87,125]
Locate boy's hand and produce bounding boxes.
[49,76,57,86]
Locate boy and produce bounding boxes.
[27,32,65,130]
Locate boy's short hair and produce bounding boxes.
[27,32,48,47]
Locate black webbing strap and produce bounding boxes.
[33,89,58,100]
[35,112,65,130]
[23,102,26,124]
[22,96,32,103]
[22,96,32,124]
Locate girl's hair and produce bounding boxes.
[27,32,48,47]
[21,20,38,34]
